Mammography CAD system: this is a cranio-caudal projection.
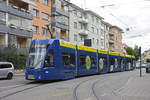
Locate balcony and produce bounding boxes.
[79,30,88,36]
[78,18,88,23]
[109,39,114,44]
[52,7,69,17]
[0,2,33,20]
[51,21,69,30]
[0,24,33,38]
[109,32,114,36]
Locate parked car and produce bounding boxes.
[146,64,150,73]
[0,62,14,79]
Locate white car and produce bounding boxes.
[0,62,14,79]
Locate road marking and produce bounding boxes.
[51,91,72,97]
[51,88,84,97]
[101,81,110,86]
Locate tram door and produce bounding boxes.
[61,51,76,79]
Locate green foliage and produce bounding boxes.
[125,45,140,61]
[0,45,26,69]
[146,59,150,63]
[134,45,140,61]
[125,47,135,56]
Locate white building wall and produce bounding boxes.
[69,4,107,50]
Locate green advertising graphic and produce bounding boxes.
[86,56,91,70]
[99,58,104,70]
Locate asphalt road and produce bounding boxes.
[0,70,149,100]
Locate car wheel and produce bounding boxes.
[7,73,13,79]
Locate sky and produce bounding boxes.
[70,0,150,52]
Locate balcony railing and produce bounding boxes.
[0,3,33,20]
[78,18,88,23]
[79,30,88,36]
[51,21,69,30]
[52,7,69,17]
[0,24,33,38]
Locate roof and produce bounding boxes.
[110,26,123,32]
[85,10,104,20]
[70,3,85,12]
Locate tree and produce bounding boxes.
[125,47,135,56]
[134,45,139,61]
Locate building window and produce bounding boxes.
[92,16,94,22]
[74,34,77,41]
[74,22,77,29]
[33,9,39,17]
[96,18,99,23]
[0,11,6,25]
[43,0,49,6]
[61,2,64,11]
[32,26,39,34]
[74,10,77,16]
[91,27,94,33]
[42,28,48,36]
[101,40,104,46]
[96,39,99,45]
[42,12,49,20]
[92,38,94,44]
[97,29,99,34]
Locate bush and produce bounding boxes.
[0,46,27,69]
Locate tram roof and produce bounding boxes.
[109,51,120,56]
[98,49,107,54]
[59,40,76,49]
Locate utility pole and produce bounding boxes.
[139,46,142,77]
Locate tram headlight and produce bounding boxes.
[45,71,49,74]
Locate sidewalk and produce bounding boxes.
[14,70,25,76]
[118,69,150,100]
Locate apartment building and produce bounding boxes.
[0,0,33,48]
[102,21,111,50]
[69,3,108,50]
[32,0,51,40]
[109,26,123,52]
[32,0,70,41]
[143,50,150,63]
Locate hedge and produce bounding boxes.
[0,46,27,69]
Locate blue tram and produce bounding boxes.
[26,39,136,80]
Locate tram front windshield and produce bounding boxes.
[27,43,47,69]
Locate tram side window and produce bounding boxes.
[120,59,125,65]
[80,55,86,66]
[44,50,54,67]
[110,57,115,65]
[127,59,130,63]
[101,57,107,66]
[91,56,96,66]
[62,52,75,67]
[70,53,75,66]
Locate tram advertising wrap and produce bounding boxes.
[25,39,136,80]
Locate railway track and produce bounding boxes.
[0,81,49,100]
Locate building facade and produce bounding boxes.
[143,50,150,63]
[32,0,51,40]
[32,0,70,41]
[0,0,33,48]
[69,3,108,50]
[109,26,123,52]
[103,21,111,51]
